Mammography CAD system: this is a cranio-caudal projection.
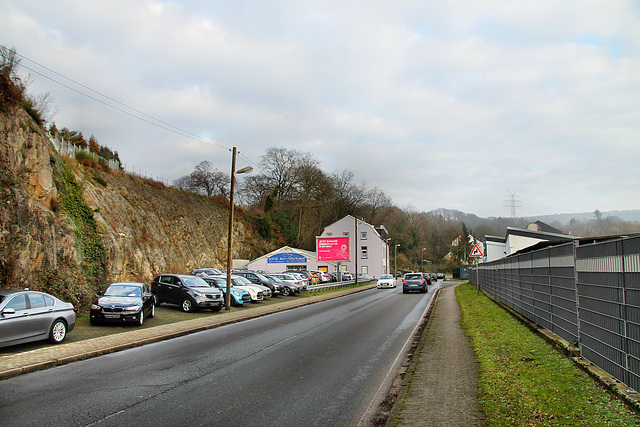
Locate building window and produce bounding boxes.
[343,232,349,236]
[361,246,368,259]
[326,232,333,236]
[361,231,367,240]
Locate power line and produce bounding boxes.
[5,45,233,151]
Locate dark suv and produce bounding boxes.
[151,274,224,312]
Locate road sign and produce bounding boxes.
[470,244,484,257]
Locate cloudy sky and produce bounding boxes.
[2,1,639,218]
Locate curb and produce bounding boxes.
[0,284,376,380]
[382,286,441,426]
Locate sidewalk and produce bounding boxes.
[386,283,483,426]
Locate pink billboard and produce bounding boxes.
[317,237,350,261]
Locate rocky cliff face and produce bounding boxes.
[0,105,276,300]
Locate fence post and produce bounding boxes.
[573,239,583,352]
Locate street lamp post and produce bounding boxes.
[395,243,400,277]
[225,147,253,311]
[422,247,426,270]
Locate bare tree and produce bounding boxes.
[173,161,228,197]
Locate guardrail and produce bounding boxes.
[306,279,374,293]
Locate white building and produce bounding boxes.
[485,221,576,262]
[319,215,390,278]
[246,246,337,273]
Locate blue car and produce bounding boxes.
[402,273,428,294]
[201,277,251,306]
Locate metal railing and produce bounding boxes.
[471,235,640,393]
[307,279,374,293]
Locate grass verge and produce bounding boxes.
[456,283,640,426]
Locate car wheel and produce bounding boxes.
[49,319,67,344]
[211,306,222,312]
[137,309,144,326]
[403,289,407,294]
[149,304,155,318]
[281,287,291,296]
[90,318,99,326]
[182,298,194,313]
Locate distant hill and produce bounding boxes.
[428,208,640,239]
[532,210,640,224]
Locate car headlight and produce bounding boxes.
[193,291,204,297]
[232,290,241,297]
[124,305,141,312]
[90,304,101,310]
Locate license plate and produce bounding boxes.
[103,314,121,319]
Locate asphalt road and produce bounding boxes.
[0,281,439,427]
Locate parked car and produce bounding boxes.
[151,274,224,312]
[341,272,354,281]
[233,270,283,295]
[271,273,304,289]
[190,268,223,277]
[234,276,272,298]
[297,271,315,287]
[90,282,155,326]
[0,289,76,347]
[403,273,428,294]
[201,277,251,306]
[210,275,266,302]
[309,270,330,283]
[265,275,301,296]
[357,273,374,282]
[376,274,396,289]
[286,272,309,290]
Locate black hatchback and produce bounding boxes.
[151,274,224,312]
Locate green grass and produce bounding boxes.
[456,283,640,426]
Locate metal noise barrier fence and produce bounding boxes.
[470,235,640,393]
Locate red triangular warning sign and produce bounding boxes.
[470,244,483,257]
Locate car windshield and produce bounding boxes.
[182,276,210,288]
[406,274,422,280]
[104,285,141,297]
[254,273,270,281]
[267,275,283,282]
[380,274,393,279]
[236,276,254,285]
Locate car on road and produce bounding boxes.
[200,277,251,306]
[151,274,224,312]
[376,274,396,289]
[429,273,438,282]
[0,289,76,347]
[436,272,445,280]
[90,282,155,326]
[402,273,428,294]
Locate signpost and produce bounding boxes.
[469,244,484,294]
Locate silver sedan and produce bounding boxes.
[0,289,76,348]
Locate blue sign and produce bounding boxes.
[267,252,307,264]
